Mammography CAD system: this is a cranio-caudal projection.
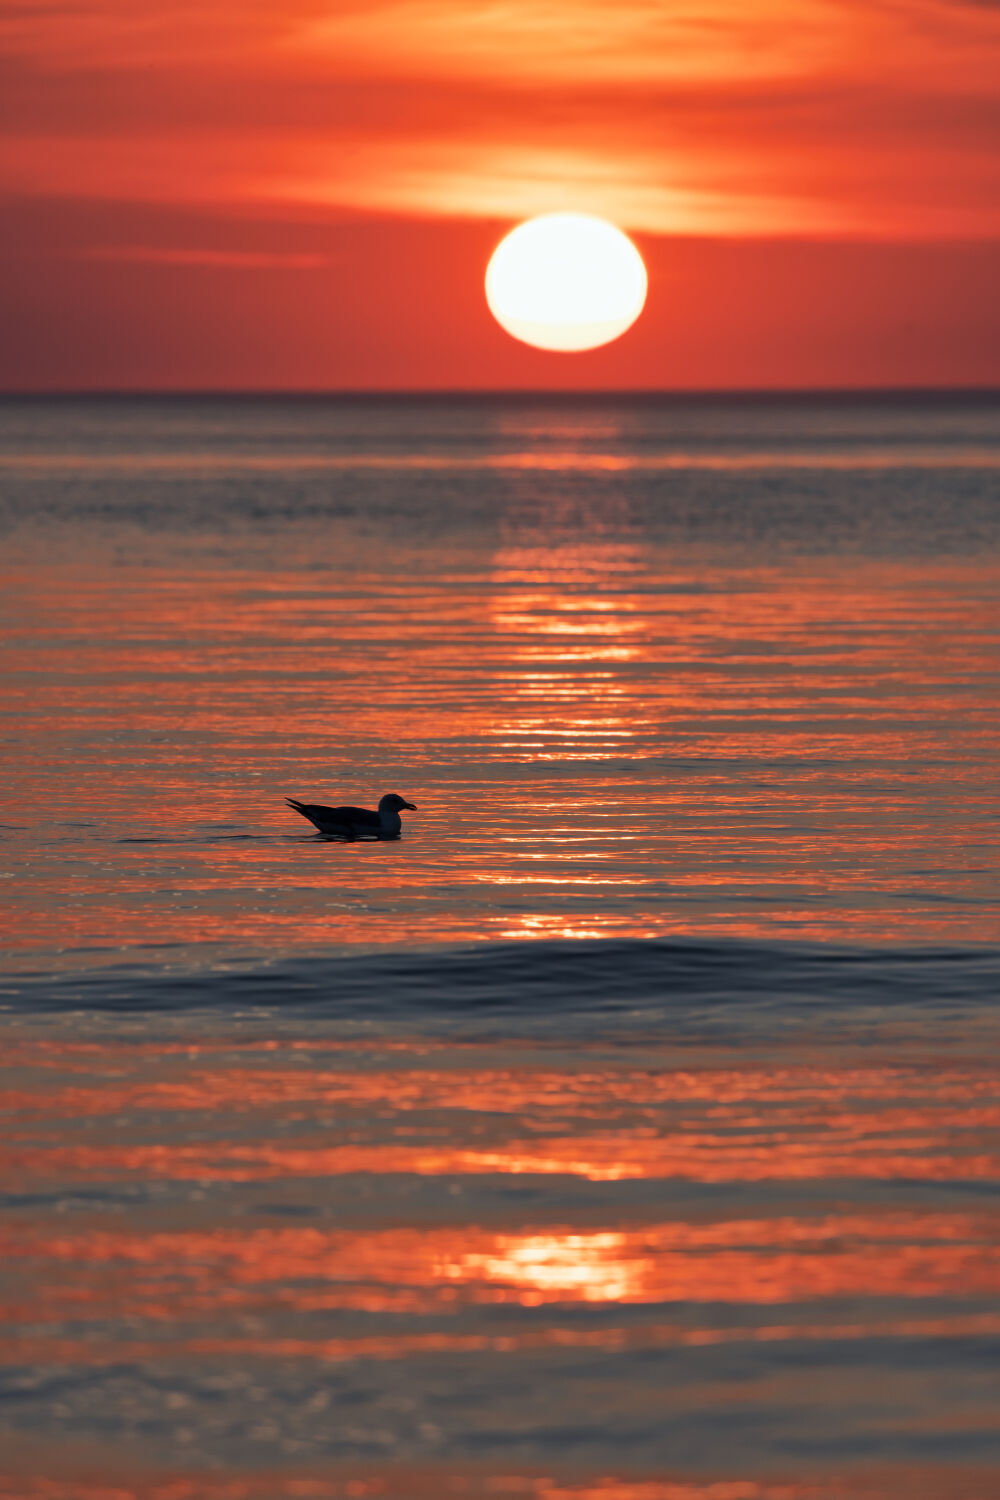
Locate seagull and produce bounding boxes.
[286,792,417,838]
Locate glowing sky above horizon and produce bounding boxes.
[3,0,999,388]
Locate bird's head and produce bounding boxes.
[380,793,417,812]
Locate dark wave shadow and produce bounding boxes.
[3,938,999,1042]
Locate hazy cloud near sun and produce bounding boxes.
[289,1,869,83]
[2,0,999,237]
[5,1,998,76]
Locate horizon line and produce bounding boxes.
[1,385,997,401]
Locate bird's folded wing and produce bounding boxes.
[314,804,381,826]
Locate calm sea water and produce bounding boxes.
[0,394,998,1499]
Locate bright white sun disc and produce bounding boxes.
[485,213,647,352]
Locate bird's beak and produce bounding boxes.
[404,801,417,810]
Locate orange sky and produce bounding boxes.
[3,0,999,388]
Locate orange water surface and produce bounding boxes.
[1,396,998,1498]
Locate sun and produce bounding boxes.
[485,213,647,353]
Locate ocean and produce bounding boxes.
[0,392,998,1499]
